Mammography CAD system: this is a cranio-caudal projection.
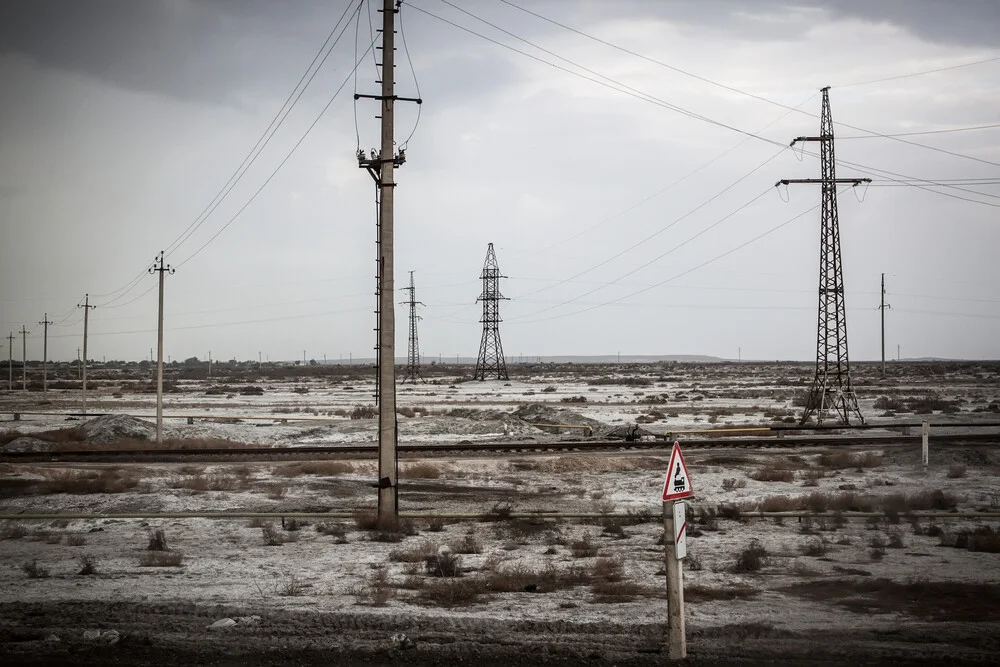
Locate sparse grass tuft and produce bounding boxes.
[41,469,140,495]
[425,549,463,577]
[274,461,354,477]
[1,523,28,540]
[819,451,883,470]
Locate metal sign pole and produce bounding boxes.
[662,499,686,659]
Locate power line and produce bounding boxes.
[508,191,839,326]
[840,123,1000,139]
[164,0,363,259]
[514,148,786,303]
[493,0,1000,170]
[835,55,1000,87]
[406,2,788,149]
[398,1,423,148]
[173,30,381,269]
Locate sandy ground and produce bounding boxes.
[1,362,999,664]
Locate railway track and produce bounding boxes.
[2,431,997,463]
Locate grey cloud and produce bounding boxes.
[0,0,335,104]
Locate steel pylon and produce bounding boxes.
[401,271,424,384]
[777,87,870,425]
[473,243,509,381]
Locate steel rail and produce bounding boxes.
[2,432,998,462]
[0,510,997,521]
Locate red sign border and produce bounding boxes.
[662,441,694,501]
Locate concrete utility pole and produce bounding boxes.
[879,273,891,376]
[78,296,95,414]
[77,347,81,379]
[150,252,174,445]
[355,0,421,528]
[19,325,30,391]
[208,350,212,377]
[6,332,13,391]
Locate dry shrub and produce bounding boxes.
[886,527,905,549]
[733,540,768,573]
[868,535,886,561]
[946,464,967,479]
[355,566,395,606]
[480,502,514,522]
[590,580,642,603]
[819,451,883,470]
[722,478,746,491]
[172,473,243,494]
[799,537,829,557]
[758,495,798,512]
[147,529,168,551]
[591,557,624,583]
[41,469,139,495]
[401,462,442,479]
[66,535,87,547]
[262,523,295,546]
[451,530,483,554]
[22,559,50,579]
[350,404,377,420]
[418,577,486,607]
[139,551,184,567]
[275,461,354,477]
[717,503,742,521]
[389,540,437,563]
[353,509,379,530]
[425,549,463,577]
[748,467,795,483]
[265,484,288,500]
[570,533,600,558]
[1,523,28,540]
[316,522,348,541]
[77,554,97,575]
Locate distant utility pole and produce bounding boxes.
[401,271,425,384]
[20,325,30,391]
[777,87,871,425]
[258,351,262,371]
[208,350,212,377]
[474,243,510,381]
[78,295,95,414]
[149,252,174,445]
[6,332,13,391]
[898,344,901,362]
[355,0,421,528]
[879,273,891,376]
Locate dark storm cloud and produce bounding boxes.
[0,0,334,104]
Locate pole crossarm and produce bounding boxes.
[776,178,872,186]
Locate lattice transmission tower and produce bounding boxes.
[777,87,871,425]
[400,271,424,384]
[473,243,509,381]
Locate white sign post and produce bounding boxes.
[661,441,693,660]
[922,421,930,467]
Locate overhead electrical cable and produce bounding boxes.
[173,31,381,269]
[513,149,785,303]
[494,0,1000,169]
[835,56,1000,87]
[166,0,364,259]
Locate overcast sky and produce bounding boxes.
[1,0,999,364]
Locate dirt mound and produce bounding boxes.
[513,403,601,428]
[1,437,55,453]
[81,414,155,444]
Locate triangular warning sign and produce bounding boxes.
[662,441,694,501]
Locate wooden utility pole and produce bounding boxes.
[19,325,30,391]
[38,314,52,392]
[78,296,95,414]
[150,252,174,446]
[355,0,421,528]
[879,273,890,376]
[6,332,13,391]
